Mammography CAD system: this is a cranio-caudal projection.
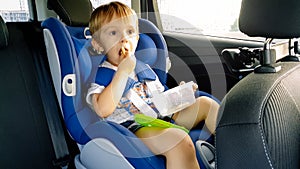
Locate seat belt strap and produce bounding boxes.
[127,89,158,118]
[33,39,71,168]
[145,80,161,94]
[126,64,163,118]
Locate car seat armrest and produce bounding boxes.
[76,138,134,169]
[196,140,215,169]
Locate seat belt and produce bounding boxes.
[127,89,158,118]
[33,48,71,168]
[126,79,163,119]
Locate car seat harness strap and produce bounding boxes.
[126,62,164,119]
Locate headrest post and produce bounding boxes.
[294,40,299,54]
[289,39,293,56]
[277,39,300,62]
[254,38,281,73]
[264,38,273,50]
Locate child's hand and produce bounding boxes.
[118,47,136,74]
[179,81,198,91]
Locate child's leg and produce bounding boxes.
[135,127,200,169]
[172,96,219,133]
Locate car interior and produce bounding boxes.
[42,0,219,168]
[0,0,299,169]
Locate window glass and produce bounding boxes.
[0,0,29,22]
[157,0,254,40]
[90,0,131,8]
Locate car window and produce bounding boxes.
[0,0,29,22]
[157,0,260,40]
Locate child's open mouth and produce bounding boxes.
[119,47,128,56]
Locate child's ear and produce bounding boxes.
[91,39,104,54]
[91,39,100,49]
[91,39,104,53]
[136,34,140,41]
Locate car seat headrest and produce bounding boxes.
[47,0,93,26]
[0,15,9,48]
[136,34,157,66]
[239,0,300,38]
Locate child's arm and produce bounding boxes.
[92,49,136,118]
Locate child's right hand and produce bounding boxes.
[118,47,136,74]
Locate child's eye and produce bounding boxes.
[128,29,135,35]
[109,31,117,36]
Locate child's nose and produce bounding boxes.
[121,37,128,43]
[120,32,129,43]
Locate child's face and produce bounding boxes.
[94,14,139,66]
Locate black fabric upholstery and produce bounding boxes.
[0,22,59,168]
[47,0,93,26]
[216,62,300,169]
[0,15,9,48]
[239,0,300,38]
[263,83,299,169]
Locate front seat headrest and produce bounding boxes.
[239,0,300,39]
[0,15,9,48]
[47,0,93,26]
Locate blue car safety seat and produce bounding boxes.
[42,0,216,168]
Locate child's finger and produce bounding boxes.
[121,47,126,56]
[120,47,132,62]
[179,81,185,85]
[120,47,127,59]
[192,82,198,91]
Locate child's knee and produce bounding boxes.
[198,96,218,114]
[198,96,213,107]
[182,135,196,151]
[163,132,196,157]
[166,128,193,148]
[168,128,195,152]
